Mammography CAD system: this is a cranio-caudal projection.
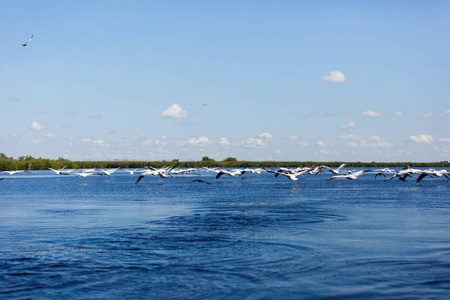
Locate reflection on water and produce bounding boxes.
[1,171,450,298]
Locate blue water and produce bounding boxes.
[1,169,450,299]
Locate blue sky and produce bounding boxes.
[1,1,449,162]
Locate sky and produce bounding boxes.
[1,0,449,162]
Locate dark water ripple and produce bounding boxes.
[1,170,450,299]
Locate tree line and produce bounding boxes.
[1,153,449,171]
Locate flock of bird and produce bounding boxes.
[1,164,449,184]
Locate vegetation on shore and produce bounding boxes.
[1,153,449,171]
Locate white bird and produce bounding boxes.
[1,170,24,175]
[372,168,395,179]
[72,171,94,178]
[323,164,346,174]
[99,167,120,176]
[124,168,139,175]
[326,170,371,181]
[17,35,33,46]
[416,169,450,182]
[386,167,422,182]
[216,169,246,180]
[48,166,67,175]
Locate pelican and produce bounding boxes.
[124,168,139,175]
[216,169,246,180]
[99,167,120,176]
[373,168,395,179]
[48,166,67,175]
[1,170,24,175]
[323,164,346,174]
[326,170,371,181]
[17,35,33,46]
[385,167,422,182]
[417,169,450,182]
[72,171,94,178]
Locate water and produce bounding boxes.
[1,169,450,299]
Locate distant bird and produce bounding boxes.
[72,171,94,178]
[326,170,371,181]
[187,179,211,184]
[1,170,24,175]
[202,104,207,106]
[373,168,395,179]
[124,169,139,175]
[17,35,33,46]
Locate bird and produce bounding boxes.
[416,169,450,182]
[385,167,422,182]
[48,166,67,175]
[1,170,24,175]
[124,169,139,175]
[72,171,94,178]
[323,164,346,174]
[373,168,395,179]
[17,35,33,46]
[326,170,371,181]
[0,178,4,181]
[187,179,211,184]
[216,169,246,180]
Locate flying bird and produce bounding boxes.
[326,170,371,181]
[18,35,33,46]
[187,179,211,184]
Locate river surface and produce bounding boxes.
[1,169,450,299]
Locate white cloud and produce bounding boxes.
[288,135,298,141]
[32,139,42,144]
[363,111,382,117]
[439,138,450,142]
[395,111,404,116]
[408,135,434,144]
[424,110,450,118]
[176,136,213,147]
[142,140,152,146]
[297,140,309,146]
[43,133,56,138]
[155,140,168,147]
[322,70,349,83]
[159,104,187,119]
[219,137,230,146]
[244,137,268,148]
[342,134,392,148]
[341,121,355,131]
[317,141,327,147]
[258,132,273,139]
[81,138,112,147]
[92,140,112,147]
[29,121,45,131]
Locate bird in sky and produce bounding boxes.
[17,35,33,46]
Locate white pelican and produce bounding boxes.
[124,168,139,175]
[386,167,422,182]
[48,166,67,175]
[323,164,346,174]
[1,170,24,175]
[326,170,371,181]
[417,169,450,182]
